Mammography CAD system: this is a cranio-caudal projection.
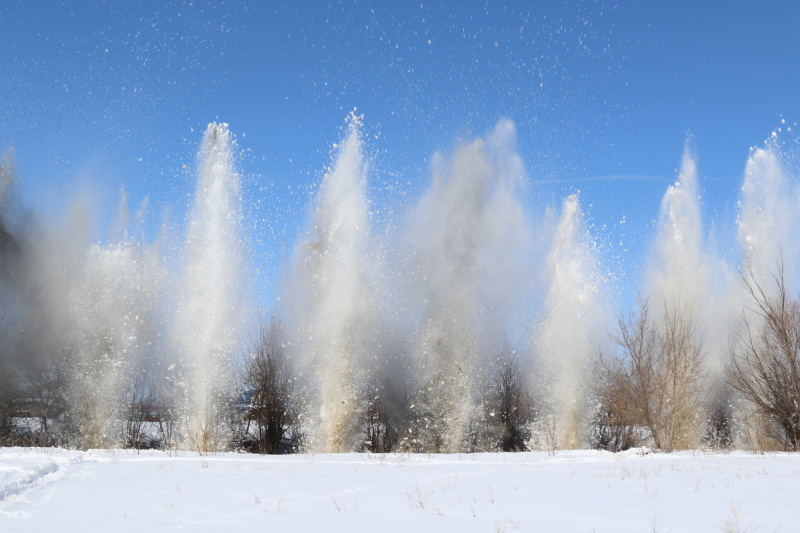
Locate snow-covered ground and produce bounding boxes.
[1,447,798,532]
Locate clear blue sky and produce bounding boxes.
[2,0,799,306]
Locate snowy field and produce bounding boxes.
[1,447,798,532]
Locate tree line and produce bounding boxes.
[2,266,799,453]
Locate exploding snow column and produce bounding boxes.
[646,147,750,389]
[405,120,531,452]
[536,194,603,449]
[287,114,373,453]
[175,122,246,452]
[728,139,800,447]
[63,241,163,448]
[647,149,709,316]
[738,142,799,294]
[1,150,168,449]
[1,124,248,451]
[642,149,726,445]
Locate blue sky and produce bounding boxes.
[2,0,799,306]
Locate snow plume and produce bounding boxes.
[647,148,708,315]
[175,123,247,452]
[727,139,800,447]
[0,157,165,449]
[1,125,247,451]
[285,113,374,453]
[61,241,164,448]
[646,149,723,367]
[0,152,81,444]
[535,194,604,449]
[738,141,799,294]
[403,119,531,453]
[642,147,739,438]
[0,151,31,427]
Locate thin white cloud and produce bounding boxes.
[533,174,666,185]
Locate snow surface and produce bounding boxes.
[1,447,798,532]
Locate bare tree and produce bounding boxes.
[124,374,166,451]
[0,354,64,447]
[595,300,706,451]
[590,369,645,452]
[728,264,800,450]
[18,357,63,446]
[0,361,19,444]
[359,392,398,453]
[240,315,299,454]
[488,345,531,451]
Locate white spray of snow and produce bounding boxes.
[536,194,604,449]
[643,147,739,423]
[729,140,800,447]
[175,122,246,451]
[287,113,373,453]
[647,149,709,316]
[738,143,799,294]
[405,119,531,452]
[64,241,163,448]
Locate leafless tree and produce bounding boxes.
[728,264,800,451]
[0,354,64,447]
[19,357,63,446]
[240,315,299,454]
[595,300,706,451]
[488,345,531,451]
[590,369,645,452]
[359,392,398,453]
[0,363,19,444]
[124,374,165,451]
